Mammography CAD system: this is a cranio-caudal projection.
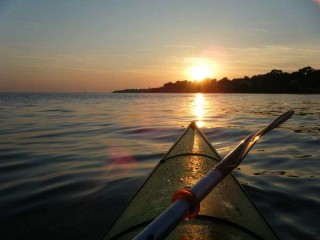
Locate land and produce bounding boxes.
[113,66,320,93]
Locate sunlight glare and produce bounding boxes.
[190,65,212,82]
[193,93,206,127]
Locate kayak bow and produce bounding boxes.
[104,114,291,239]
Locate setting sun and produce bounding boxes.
[190,65,212,82]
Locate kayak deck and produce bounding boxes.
[104,122,278,240]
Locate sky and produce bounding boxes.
[1,0,320,92]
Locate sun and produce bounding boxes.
[190,65,212,82]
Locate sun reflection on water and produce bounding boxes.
[193,93,206,128]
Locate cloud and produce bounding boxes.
[2,17,45,28]
[227,45,320,62]
[221,45,320,77]
[164,44,196,49]
[251,28,275,34]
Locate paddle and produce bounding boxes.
[134,111,294,240]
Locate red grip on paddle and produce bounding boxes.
[172,189,200,220]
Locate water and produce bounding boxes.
[0,93,319,240]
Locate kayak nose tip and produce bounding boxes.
[190,121,197,129]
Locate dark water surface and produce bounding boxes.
[1,93,319,240]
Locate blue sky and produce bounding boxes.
[1,0,320,92]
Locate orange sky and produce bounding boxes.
[1,0,320,92]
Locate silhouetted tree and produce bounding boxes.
[113,66,320,93]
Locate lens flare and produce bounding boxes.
[105,147,137,179]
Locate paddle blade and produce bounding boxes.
[258,110,294,137]
[216,111,294,173]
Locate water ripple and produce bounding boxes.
[0,93,319,240]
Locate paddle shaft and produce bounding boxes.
[133,200,189,240]
[134,169,224,240]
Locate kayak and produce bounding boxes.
[104,122,279,240]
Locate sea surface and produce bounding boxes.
[0,93,319,240]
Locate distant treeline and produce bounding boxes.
[113,66,320,93]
